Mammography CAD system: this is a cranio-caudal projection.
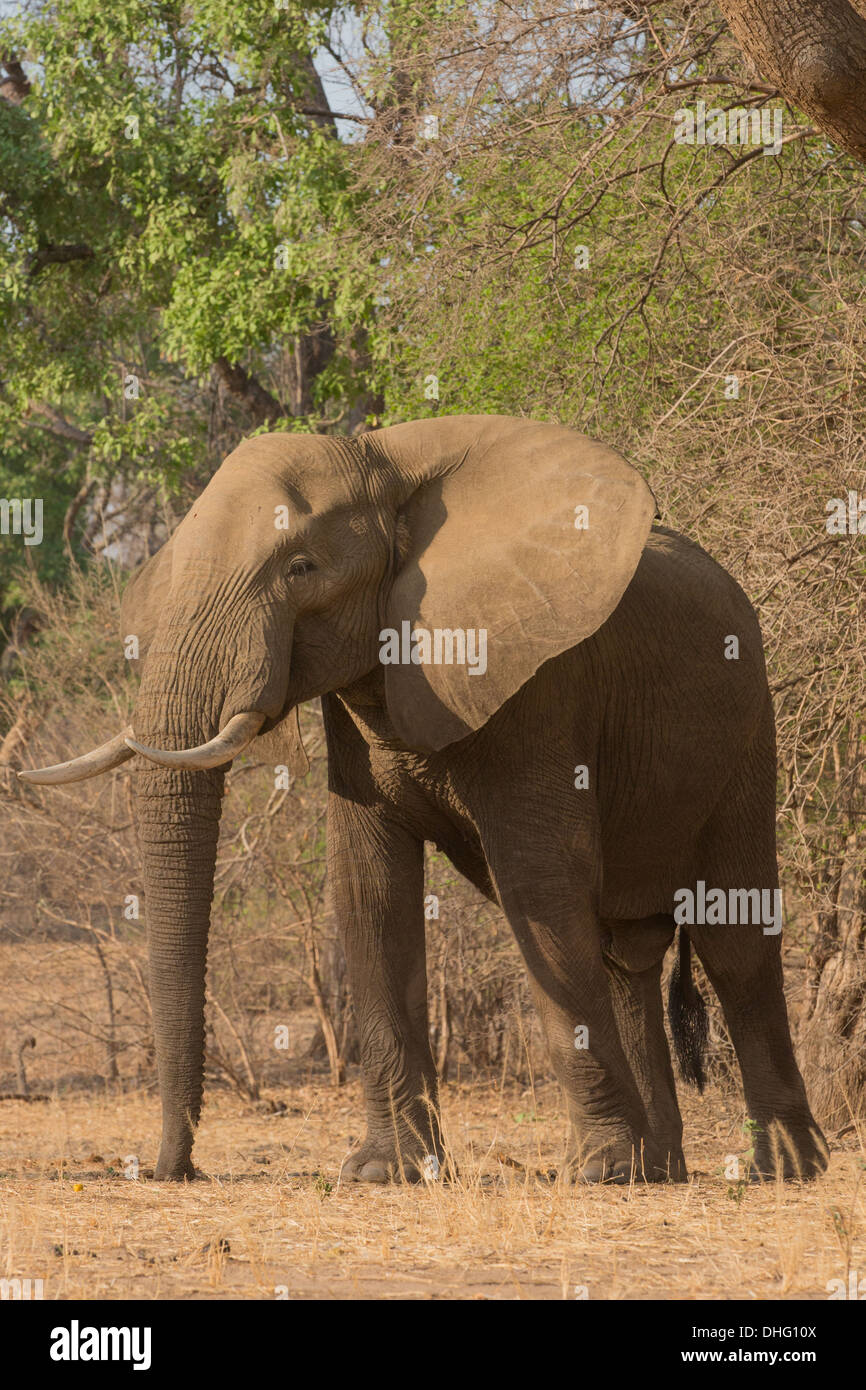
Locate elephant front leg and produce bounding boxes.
[328,796,443,1184]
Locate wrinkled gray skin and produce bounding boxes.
[29,415,828,1183]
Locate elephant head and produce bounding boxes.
[20,413,656,1177]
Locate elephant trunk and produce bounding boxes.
[132,595,291,1179]
[136,757,223,1180]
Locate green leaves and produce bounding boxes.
[0,0,372,614]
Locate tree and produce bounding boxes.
[717,1,866,161]
[0,1,379,617]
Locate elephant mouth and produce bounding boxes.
[124,710,267,769]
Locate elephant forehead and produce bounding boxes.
[175,491,302,545]
[217,432,361,506]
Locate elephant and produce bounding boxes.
[20,413,828,1184]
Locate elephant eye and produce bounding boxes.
[287,557,316,578]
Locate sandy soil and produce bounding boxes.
[0,1078,862,1301]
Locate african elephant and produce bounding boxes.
[21,414,828,1184]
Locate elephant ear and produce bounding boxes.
[121,536,309,776]
[382,416,657,752]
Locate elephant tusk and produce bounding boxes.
[17,727,136,785]
[124,711,266,769]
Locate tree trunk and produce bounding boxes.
[717,0,866,162]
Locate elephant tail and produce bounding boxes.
[667,927,709,1092]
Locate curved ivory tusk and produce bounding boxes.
[17,727,136,786]
[124,711,266,769]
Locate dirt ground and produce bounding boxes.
[0,1077,862,1301]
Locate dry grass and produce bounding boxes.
[0,918,860,1302]
[0,1078,862,1301]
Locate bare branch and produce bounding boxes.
[27,242,94,278]
[212,357,284,426]
[27,403,94,447]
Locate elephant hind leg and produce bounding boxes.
[601,915,687,1182]
[689,751,829,1180]
[688,918,828,1179]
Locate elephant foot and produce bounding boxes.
[641,1147,688,1183]
[154,1147,197,1182]
[340,1135,449,1185]
[563,1133,688,1184]
[750,1118,829,1181]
